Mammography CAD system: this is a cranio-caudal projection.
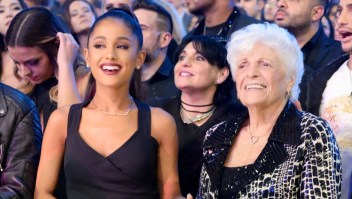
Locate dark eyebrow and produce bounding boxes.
[93,36,131,42]
[24,57,41,64]
[12,57,41,64]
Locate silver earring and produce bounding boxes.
[86,64,90,68]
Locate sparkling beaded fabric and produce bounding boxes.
[196,101,342,199]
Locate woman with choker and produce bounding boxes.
[6,7,91,130]
[160,35,243,197]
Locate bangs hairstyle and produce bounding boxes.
[87,7,143,50]
[226,23,304,100]
[175,35,234,105]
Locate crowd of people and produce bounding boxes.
[0,0,350,198]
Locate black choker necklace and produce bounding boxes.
[181,103,215,114]
[181,100,214,107]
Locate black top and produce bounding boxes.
[64,100,159,199]
[299,26,344,110]
[28,77,57,129]
[143,57,180,106]
[220,166,253,198]
[159,96,238,197]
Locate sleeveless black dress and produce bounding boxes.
[64,100,159,199]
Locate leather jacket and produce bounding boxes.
[0,83,42,198]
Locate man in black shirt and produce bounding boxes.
[133,0,180,105]
[274,0,344,110]
[184,0,259,45]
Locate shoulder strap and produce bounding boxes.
[135,100,151,136]
[67,101,89,136]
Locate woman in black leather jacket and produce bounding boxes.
[0,82,42,198]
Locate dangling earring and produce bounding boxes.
[286,90,291,98]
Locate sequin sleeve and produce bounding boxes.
[299,113,342,198]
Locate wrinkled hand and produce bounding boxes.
[56,32,79,70]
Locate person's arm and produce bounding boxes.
[56,32,82,108]
[300,115,342,198]
[0,105,42,198]
[34,107,69,199]
[151,107,181,199]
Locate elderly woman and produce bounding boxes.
[196,23,342,198]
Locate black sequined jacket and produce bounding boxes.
[196,101,342,198]
[0,83,42,198]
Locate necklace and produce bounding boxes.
[180,106,216,124]
[181,100,214,107]
[203,25,224,36]
[248,125,272,145]
[91,96,133,116]
[180,103,215,114]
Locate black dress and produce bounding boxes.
[160,96,238,197]
[64,100,159,199]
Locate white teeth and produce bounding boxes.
[180,72,191,77]
[245,84,266,90]
[102,66,120,70]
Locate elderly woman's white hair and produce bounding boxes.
[226,23,304,100]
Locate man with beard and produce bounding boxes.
[274,0,344,110]
[184,0,259,46]
[133,0,180,105]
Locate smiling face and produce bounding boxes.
[69,0,96,34]
[234,43,293,109]
[8,46,54,84]
[84,18,145,89]
[0,0,23,36]
[174,42,226,94]
[336,0,352,53]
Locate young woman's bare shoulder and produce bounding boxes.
[50,105,71,121]
[150,107,177,140]
[44,105,72,136]
[150,107,175,125]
